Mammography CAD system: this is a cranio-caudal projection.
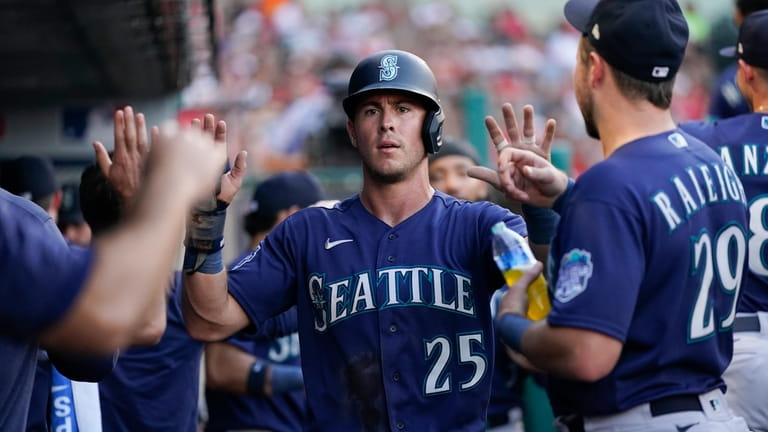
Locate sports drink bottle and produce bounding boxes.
[491,221,551,320]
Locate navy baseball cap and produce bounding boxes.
[720,10,768,69]
[429,136,480,165]
[564,0,689,82]
[0,155,59,202]
[247,171,324,219]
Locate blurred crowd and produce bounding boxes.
[181,0,733,192]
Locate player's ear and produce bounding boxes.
[346,120,358,148]
[737,59,754,82]
[590,52,606,88]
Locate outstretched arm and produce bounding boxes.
[39,122,228,353]
[93,106,168,345]
[469,103,569,209]
[206,340,304,397]
[495,263,622,381]
[181,114,251,342]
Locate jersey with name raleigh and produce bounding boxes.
[651,133,747,232]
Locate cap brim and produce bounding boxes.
[719,46,737,58]
[564,0,601,33]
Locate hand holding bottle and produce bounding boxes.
[491,222,551,320]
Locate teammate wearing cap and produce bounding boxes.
[0,108,228,430]
[679,10,768,431]
[472,0,752,430]
[204,171,323,432]
[1,156,112,432]
[707,0,768,120]
[181,50,532,431]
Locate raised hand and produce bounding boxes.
[149,120,233,203]
[93,106,150,207]
[190,114,247,204]
[469,103,567,208]
[491,104,556,161]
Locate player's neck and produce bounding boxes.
[753,98,768,113]
[596,98,676,158]
[360,174,434,227]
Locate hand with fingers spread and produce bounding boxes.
[493,104,556,161]
[93,106,150,207]
[468,103,568,208]
[183,113,248,275]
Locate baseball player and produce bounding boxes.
[707,0,768,120]
[472,0,752,431]
[181,50,531,431]
[679,10,768,431]
[76,161,205,432]
[0,111,226,430]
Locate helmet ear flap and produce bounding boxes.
[422,108,445,154]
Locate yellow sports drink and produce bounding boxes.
[491,221,551,321]
[501,268,551,321]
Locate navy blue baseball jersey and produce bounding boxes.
[0,188,93,337]
[99,273,204,432]
[205,313,307,432]
[680,113,768,314]
[708,65,750,120]
[545,130,749,416]
[0,188,93,431]
[228,191,526,431]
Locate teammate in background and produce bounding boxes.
[205,171,323,432]
[0,156,63,220]
[0,106,229,430]
[81,162,205,432]
[679,11,768,431]
[707,0,768,120]
[181,50,543,431]
[473,0,751,430]
[58,182,92,247]
[428,137,525,432]
[1,156,111,432]
[428,136,490,203]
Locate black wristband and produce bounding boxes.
[185,199,229,253]
[246,360,267,397]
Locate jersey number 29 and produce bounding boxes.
[690,224,746,341]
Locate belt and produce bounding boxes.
[648,394,702,416]
[734,315,761,332]
[558,394,703,432]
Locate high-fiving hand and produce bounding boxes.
[469,104,568,208]
[93,106,151,207]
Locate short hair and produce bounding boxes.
[579,37,674,109]
[79,165,124,237]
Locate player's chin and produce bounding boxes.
[369,164,408,184]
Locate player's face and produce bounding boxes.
[574,39,600,140]
[347,91,428,183]
[429,155,488,201]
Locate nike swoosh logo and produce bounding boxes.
[325,238,353,250]
[676,423,698,432]
[51,385,68,393]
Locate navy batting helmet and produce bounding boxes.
[342,50,445,153]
